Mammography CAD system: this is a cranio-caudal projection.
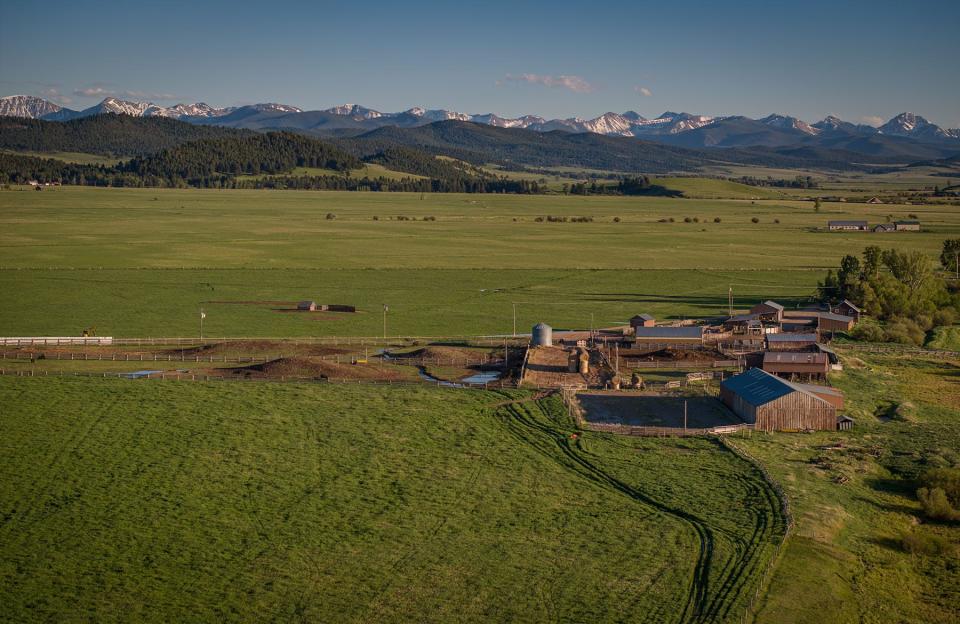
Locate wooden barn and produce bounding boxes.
[720,368,838,432]
[835,299,861,322]
[750,300,784,322]
[765,333,818,351]
[630,314,656,330]
[783,310,855,332]
[762,351,830,379]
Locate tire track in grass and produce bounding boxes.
[494,397,713,624]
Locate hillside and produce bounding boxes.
[0,115,253,157]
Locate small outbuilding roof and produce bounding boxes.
[632,313,655,321]
[633,326,703,339]
[840,299,861,312]
[766,333,818,343]
[758,300,784,311]
[763,352,828,365]
[721,368,830,408]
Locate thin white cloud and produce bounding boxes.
[503,73,595,93]
[39,87,72,105]
[73,85,182,101]
[634,86,653,97]
[74,86,113,97]
[859,115,884,127]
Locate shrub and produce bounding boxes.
[774,218,780,224]
[668,217,675,223]
[326,213,336,220]
[917,487,960,522]
[693,217,700,223]
[714,217,721,223]
[534,216,544,222]
[884,317,927,346]
[751,217,759,223]
[901,529,954,555]
[372,215,379,221]
[851,319,885,342]
[613,216,621,223]
[684,217,693,223]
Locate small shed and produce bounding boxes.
[837,415,855,431]
[762,351,829,379]
[632,326,704,345]
[828,220,868,231]
[835,299,861,322]
[867,196,884,204]
[720,368,837,432]
[895,220,921,232]
[298,301,318,311]
[630,314,656,330]
[766,333,818,352]
[750,300,784,322]
[816,312,856,332]
[873,223,896,233]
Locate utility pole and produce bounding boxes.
[382,304,388,340]
[199,308,205,341]
[512,303,517,338]
[728,286,733,317]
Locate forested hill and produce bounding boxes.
[123,132,360,180]
[342,120,883,172]
[0,114,253,157]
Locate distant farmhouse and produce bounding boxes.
[831,219,920,233]
[828,220,868,231]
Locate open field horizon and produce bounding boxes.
[2,186,955,337]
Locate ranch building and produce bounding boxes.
[835,299,861,322]
[630,314,656,330]
[761,351,830,380]
[750,300,784,323]
[720,368,838,432]
[895,220,921,231]
[828,220,868,231]
[782,310,855,332]
[766,333,818,351]
[631,326,704,345]
[873,223,896,233]
[298,301,318,311]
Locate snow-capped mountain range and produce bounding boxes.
[2,94,958,144]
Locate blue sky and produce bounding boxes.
[2,0,958,127]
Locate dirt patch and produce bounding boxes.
[622,346,725,363]
[162,341,356,357]
[230,357,415,381]
[577,393,741,429]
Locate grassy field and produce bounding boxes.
[1,149,123,166]
[2,186,955,337]
[0,377,784,623]
[742,348,960,624]
[237,163,426,182]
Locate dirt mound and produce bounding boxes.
[627,347,724,362]
[165,341,354,357]
[387,345,495,362]
[232,357,411,381]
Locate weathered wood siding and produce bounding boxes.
[756,392,835,431]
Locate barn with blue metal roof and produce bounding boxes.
[720,368,839,431]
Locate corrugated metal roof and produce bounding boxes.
[763,352,828,364]
[761,300,784,311]
[794,382,843,396]
[783,310,853,323]
[721,368,794,406]
[721,368,830,407]
[633,326,703,339]
[632,313,655,321]
[828,220,867,226]
[766,333,818,343]
[841,299,861,312]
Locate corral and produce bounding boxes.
[577,392,743,430]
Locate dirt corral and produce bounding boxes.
[577,393,742,429]
[621,346,726,363]
[521,346,611,388]
[227,357,417,381]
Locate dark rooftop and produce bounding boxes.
[766,333,818,343]
[721,368,831,408]
[633,326,703,339]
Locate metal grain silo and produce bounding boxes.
[531,323,552,347]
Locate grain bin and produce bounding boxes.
[531,323,553,347]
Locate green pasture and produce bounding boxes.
[1,186,954,336]
[743,348,960,624]
[0,377,783,623]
